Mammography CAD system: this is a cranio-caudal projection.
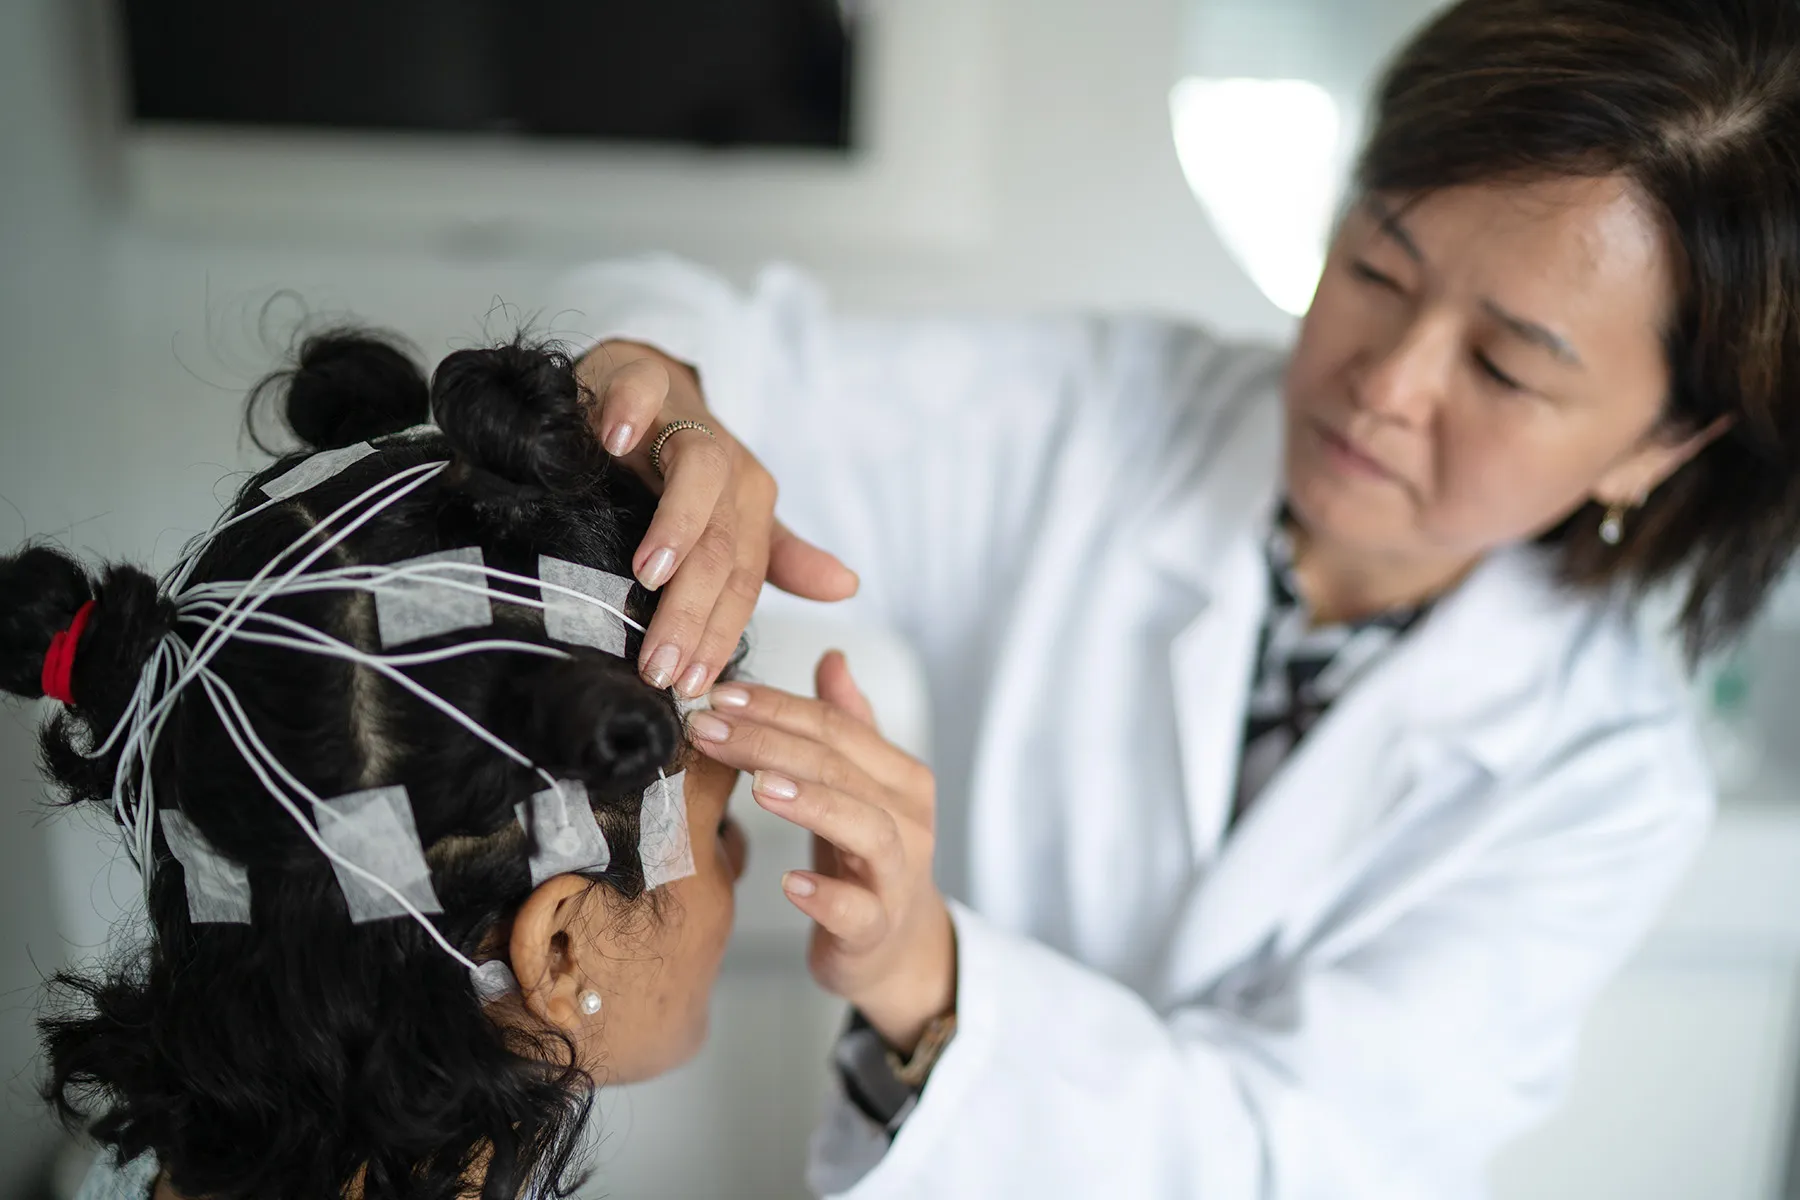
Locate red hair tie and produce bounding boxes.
[41,600,96,705]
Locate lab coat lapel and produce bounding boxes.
[1156,544,1573,1000]
[1170,648,1422,992]
[1141,394,1283,866]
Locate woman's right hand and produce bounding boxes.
[577,341,859,697]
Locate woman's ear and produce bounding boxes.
[509,874,598,1032]
[1594,416,1733,506]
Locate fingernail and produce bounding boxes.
[783,871,817,898]
[644,643,681,689]
[639,547,676,590]
[754,771,799,801]
[710,685,751,709]
[687,712,731,742]
[676,663,710,698]
[605,422,635,456]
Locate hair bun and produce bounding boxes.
[0,547,169,756]
[497,656,679,794]
[430,341,604,497]
[263,330,431,453]
[0,546,95,699]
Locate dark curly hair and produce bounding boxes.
[3,329,720,1199]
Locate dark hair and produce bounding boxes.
[1359,0,1800,655]
[5,330,717,1199]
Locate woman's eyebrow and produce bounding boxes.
[1365,195,1584,370]
[1482,299,1584,368]
[1365,196,1424,262]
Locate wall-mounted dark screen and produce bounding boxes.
[119,1,855,149]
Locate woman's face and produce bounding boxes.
[1283,175,1697,568]
[555,755,747,1082]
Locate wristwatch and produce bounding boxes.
[834,1009,958,1135]
[888,1012,958,1088]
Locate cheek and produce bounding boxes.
[1289,260,1381,386]
[1427,413,1613,541]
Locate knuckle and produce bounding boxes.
[905,759,936,796]
[820,758,859,795]
[679,437,730,479]
[685,531,734,581]
[660,507,709,548]
[741,460,778,508]
[721,566,762,607]
[872,816,903,862]
[829,894,862,928]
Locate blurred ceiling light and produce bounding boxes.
[1171,76,1341,317]
[1171,1,1447,316]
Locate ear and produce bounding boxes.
[1593,416,1732,506]
[508,874,598,1032]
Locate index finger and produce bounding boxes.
[631,424,730,591]
[587,355,670,457]
[708,683,923,792]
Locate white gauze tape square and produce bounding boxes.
[639,771,696,890]
[515,779,611,886]
[312,785,443,923]
[261,443,378,499]
[160,809,253,924]
[539,556,633,656]
[374,547,494,648]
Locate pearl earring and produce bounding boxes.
[579,990,603,1016]
[1599,503,1629,546]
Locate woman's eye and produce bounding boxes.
[1474,351,1525,392]
[1350,261,1404,292]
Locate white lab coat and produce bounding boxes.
[548,258,1714,1199]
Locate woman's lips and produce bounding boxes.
[1312,418,1401,483]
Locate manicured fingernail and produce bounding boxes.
[605,422,635,456]
[687,712,731,742]
[644,643,681,689]
[783,871,816,898]
[754,771,799,801]
[639,547,676,590]
[676,663,710,698]
[710,685,751,709]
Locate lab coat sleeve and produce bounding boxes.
[542,256,1191,659]
[808,718,1714,1199]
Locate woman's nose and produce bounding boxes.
[1353,318,1452,427]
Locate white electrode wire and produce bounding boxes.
[170,461,449,700]
[191,663,480,972]
[180,559,649,638]
[175,602,563,793]
[84,462,446,881]
[85,461,447,769]
[161,491,282,594]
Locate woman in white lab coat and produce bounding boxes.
[552,1,1800,1195]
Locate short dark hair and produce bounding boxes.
[3,331,721,1199]
[1359,0,1800,655]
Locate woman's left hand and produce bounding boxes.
[688,652,955,1053]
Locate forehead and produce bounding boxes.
[1371,176,1677,347]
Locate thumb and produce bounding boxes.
[769,520,860,603]
[814,649,877,729]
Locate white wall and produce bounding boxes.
[0,0,121,1189]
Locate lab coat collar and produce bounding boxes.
[1137,389,1584,996]
[1140,386,1572,781]
[1136,390,1283,862]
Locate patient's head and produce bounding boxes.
[0,331,746,1199]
